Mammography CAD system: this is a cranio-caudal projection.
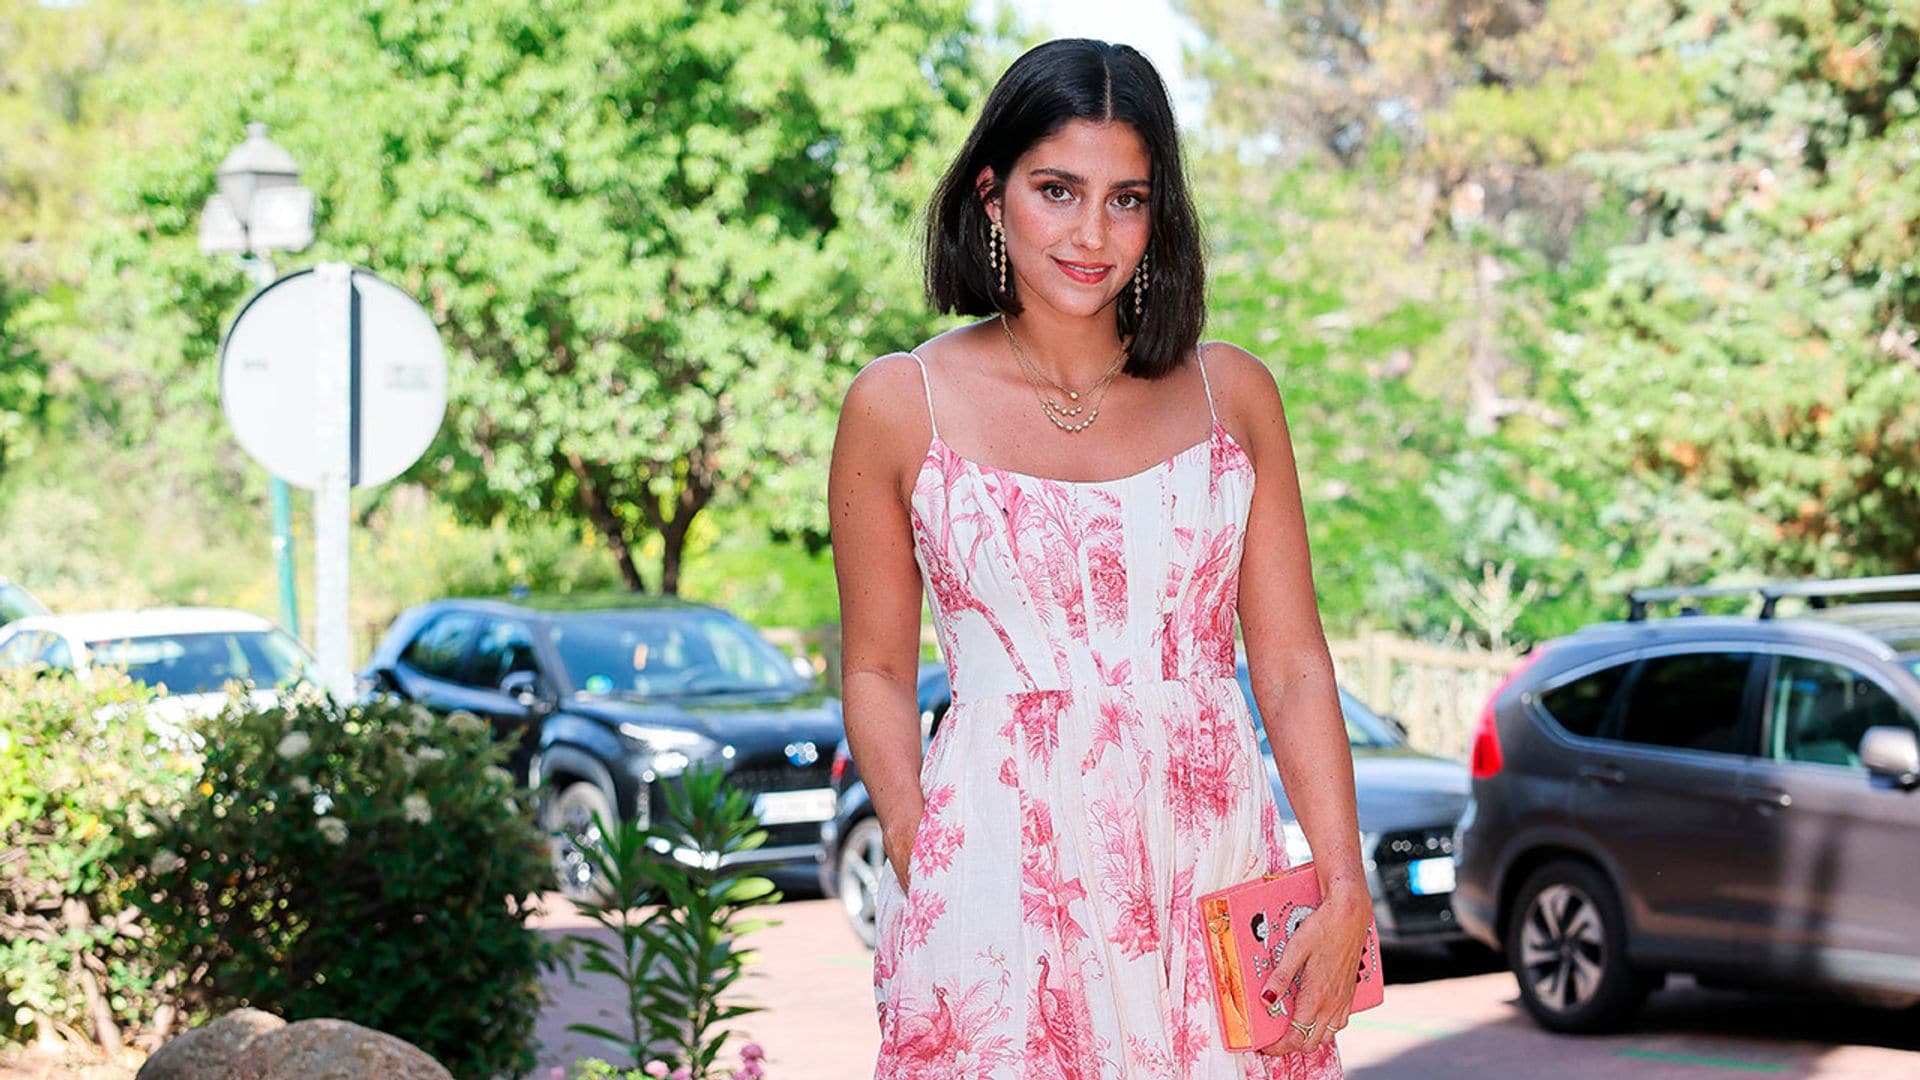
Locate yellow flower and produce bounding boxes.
[198,780,215,797]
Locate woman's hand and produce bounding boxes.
[1254,886,1371,1057]
[884,812,923,892]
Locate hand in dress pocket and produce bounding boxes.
[885,812,923,892]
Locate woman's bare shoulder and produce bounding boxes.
[1198,339,1286,435]
[835,352,937,499]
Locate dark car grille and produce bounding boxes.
[643,760,834,851]
[1373,827,1460,935]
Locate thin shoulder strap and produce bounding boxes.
[907,349,941,441]
[1195,341,1219,424]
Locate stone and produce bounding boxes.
[228,1018,451,1080]
[136,1007,286,1080]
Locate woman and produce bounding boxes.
[828,38,1368,1078]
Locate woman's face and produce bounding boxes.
[983,118,1153,324]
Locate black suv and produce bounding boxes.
[359,593,844,896]
[1454,575,1920,1033]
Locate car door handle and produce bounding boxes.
[1578,764,1625,786]
[1739,786,1792,809]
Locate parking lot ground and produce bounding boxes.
[531,881,1920,1079]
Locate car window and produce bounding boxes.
[402,612,483,681]
[87,630,307,695]
[1235,667,1396,747]
[547,609,799,696]
[40,636,73,671]
[1615,651,1755,755]
[0,583,47,625]
[0,630,45,668]
[471,619,539,689]
[1538,662,1630,738]
[1769,656,1919,769]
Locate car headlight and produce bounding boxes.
[618,723,717,776]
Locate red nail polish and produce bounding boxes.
[1260,988,1278,1005]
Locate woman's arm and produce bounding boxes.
[1210,342,1369,1055]
[828,354,937,888]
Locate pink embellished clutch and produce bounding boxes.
[1197,861,1385,1051]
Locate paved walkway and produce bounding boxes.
[531,873,1920,1079]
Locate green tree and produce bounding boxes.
[62,0,985,594]
[1185,0,1693,639]
[1560,0,1920,579]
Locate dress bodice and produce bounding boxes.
[906,346,1257,704]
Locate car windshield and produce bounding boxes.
[1336,690,1402,748]
[87,629,312,696]
[0,583,47,624]
[547,609,800,697]
[1235,666,1399,748]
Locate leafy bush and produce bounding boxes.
[0,670,189,1054]
[565,762,781,1079]
[133,690,557,1079]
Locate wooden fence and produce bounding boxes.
[771,625,1520,763]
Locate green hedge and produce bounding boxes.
[0,670,189,1052]
[132,690,557,1078]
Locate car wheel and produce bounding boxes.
[836,815,886,950]
[1506,859,1649,1033]
[542,780,617,903]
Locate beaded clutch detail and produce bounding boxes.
[1197,860,1385,1051]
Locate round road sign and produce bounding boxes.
[219,266,447,490]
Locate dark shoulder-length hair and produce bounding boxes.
[924,38,1206,380]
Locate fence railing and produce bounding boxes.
[773,625,1520,763]
[1327,632,1522,761]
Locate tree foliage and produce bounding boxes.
[1558,0,1920,579]
[61,0,985,594]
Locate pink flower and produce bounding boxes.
[642,1063,669,1078]
[741,1042,764,1060]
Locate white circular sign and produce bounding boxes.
[220,267,447,490]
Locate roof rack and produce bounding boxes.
[1627,574,1920,622]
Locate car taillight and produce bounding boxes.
[1471,647,1549,780]
[830,744,850,788]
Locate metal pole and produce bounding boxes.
[245,254,301,639]
[312,262,354,701]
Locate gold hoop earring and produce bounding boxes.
[1133,248,1150,319]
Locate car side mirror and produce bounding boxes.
[1859,726,1920,791]
[357,665,403,700]
[499,670,551,713]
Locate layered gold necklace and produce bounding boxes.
[999,316,1130,433]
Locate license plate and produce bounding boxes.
[1408,856,1456,896]
[752,787,837,826]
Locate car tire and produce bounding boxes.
[837,815,886,950]
[1506,859,1649,1034]
[541,779,619,903]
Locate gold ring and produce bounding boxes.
[1290,1018,1315,1037]
[1264,998,1285,1017]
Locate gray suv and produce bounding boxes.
[1454,575,1920,1033]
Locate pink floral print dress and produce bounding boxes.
[871,345,1343,1079]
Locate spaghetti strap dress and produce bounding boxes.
[870,343,1344,1079]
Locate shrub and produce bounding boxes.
[565,761,781,1080]
[132,690,557,1079]
[0,669,189,1054]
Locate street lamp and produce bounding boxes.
[199,122,315,640]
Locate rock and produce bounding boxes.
[229,1018,451,1080]
[136,1008,286,1080]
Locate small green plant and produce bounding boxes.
[565,760,782,1079]
[132,689,558,1079]
[0,669,189,1054]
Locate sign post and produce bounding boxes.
[220,265,447,700]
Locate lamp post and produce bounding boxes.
[198,123,315,640]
